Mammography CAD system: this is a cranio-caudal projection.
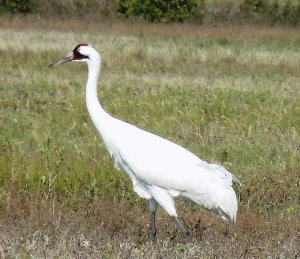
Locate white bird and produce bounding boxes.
[50,43,242,239]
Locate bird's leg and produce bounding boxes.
[173,216,190,239]
[149,198,158,240]
[150,211,157,240]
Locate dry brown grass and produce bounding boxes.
[1,15,300,40]
[0,196,299,258]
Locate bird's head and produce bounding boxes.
[49,43,97,67]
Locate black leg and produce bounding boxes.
[149,198,158,240]
[173,216,190,239]
[150,211,157,240]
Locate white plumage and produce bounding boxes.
[50,43,242,238]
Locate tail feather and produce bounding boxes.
[218,206,235,223]
[232,174,243,187]
[207,163,241,221]
[184,161,241,223]
[218,187,238,222]
[207,163,243,187]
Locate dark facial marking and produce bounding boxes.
[73,43,89,60]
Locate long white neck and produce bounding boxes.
[85,54,111,136]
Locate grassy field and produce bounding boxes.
[0,18,299,257]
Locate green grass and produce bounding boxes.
[0,22,299,257]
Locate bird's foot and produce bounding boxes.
[150,230,157,242]
[184,231,190,241]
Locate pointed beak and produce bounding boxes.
[49,52,73,67]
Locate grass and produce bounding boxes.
[0,17,299,257]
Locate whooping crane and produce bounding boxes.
[50,43,242,239]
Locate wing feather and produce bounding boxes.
[106,119,240,192]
